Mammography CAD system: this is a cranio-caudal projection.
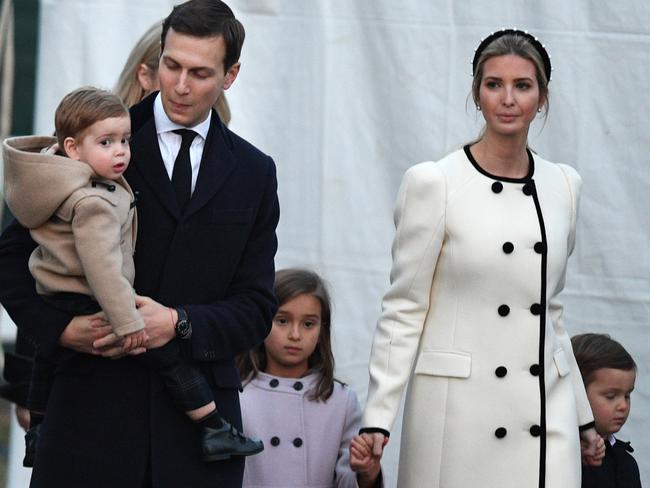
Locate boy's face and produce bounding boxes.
[586,367,636,437]
[67,115,131,181]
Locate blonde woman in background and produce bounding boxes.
[114,21,231,125]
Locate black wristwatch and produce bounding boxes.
[174,307,192,340]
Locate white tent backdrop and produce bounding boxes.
[3,0,646,486]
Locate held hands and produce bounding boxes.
[60,296,176,358]
[350,433,386,487]
[58,312,145,358]
[580,427,606,467]
[91,296,176,357]
[121,329,149,353]
[59,312,115,355]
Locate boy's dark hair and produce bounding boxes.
[571,333,637,386]
[55,87,128,155]
[161,0,245,73]
[238,268,336,402]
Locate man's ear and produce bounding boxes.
[63,137,80,160]
[223,62,241,91]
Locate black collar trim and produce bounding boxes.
[463,144,535,182]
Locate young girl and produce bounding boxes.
[238,268,382,487]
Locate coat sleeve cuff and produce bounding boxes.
[579,421,596,432]
[359,427,390,438]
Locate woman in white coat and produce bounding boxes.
[359,29,604,487]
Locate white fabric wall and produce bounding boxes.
[17,1,650,486]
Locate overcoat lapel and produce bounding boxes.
[130,116,181,220]
[184,115,236,220]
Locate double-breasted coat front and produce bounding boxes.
[241,372,365,488]
[362,147,593,488]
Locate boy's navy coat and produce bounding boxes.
[0,92,279,487]
[581,440,642,488]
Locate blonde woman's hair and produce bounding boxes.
[115,22,162,108]
[114,21,232,126]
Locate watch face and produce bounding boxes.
[176,319,191,339]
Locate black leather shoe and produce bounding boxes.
[200,420,264,462]
[23,424,41,468]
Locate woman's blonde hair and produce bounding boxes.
[115,23,162,109]
[114,21,231,125]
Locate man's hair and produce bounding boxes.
[571,333,637,386]
[161,0,245,73]
[55,87,128,153]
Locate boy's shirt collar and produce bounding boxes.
[153,93,211,141]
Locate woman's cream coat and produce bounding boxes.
[362,148,593,488]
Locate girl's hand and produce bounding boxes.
[580,427,605,466]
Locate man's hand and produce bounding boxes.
[59,313,114,355]
[580,427,606,466]
[15,406,30,432]
[135,295,176,349]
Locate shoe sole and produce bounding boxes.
[203,446,264,463]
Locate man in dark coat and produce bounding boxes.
[0,1,279,486]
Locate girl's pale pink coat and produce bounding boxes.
[241,371,371,488]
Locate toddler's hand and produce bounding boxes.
[580,428,605,466]
[122,330,149,353]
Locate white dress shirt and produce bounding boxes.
[153,93,212,194]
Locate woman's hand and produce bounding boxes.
[580,427,605,466]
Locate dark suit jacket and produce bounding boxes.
[0,92,279,487]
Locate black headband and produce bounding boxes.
[472,28,552,82]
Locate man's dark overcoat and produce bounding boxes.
[0,92,279,487]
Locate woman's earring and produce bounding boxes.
[476,104,481,111]
[537,107,542,113]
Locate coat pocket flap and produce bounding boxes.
[553,348,571,377]
[414,349,471,378]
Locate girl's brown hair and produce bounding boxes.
[571,333,637,386]
[238,268,335,402]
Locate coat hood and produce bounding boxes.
[3,135,98,228]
